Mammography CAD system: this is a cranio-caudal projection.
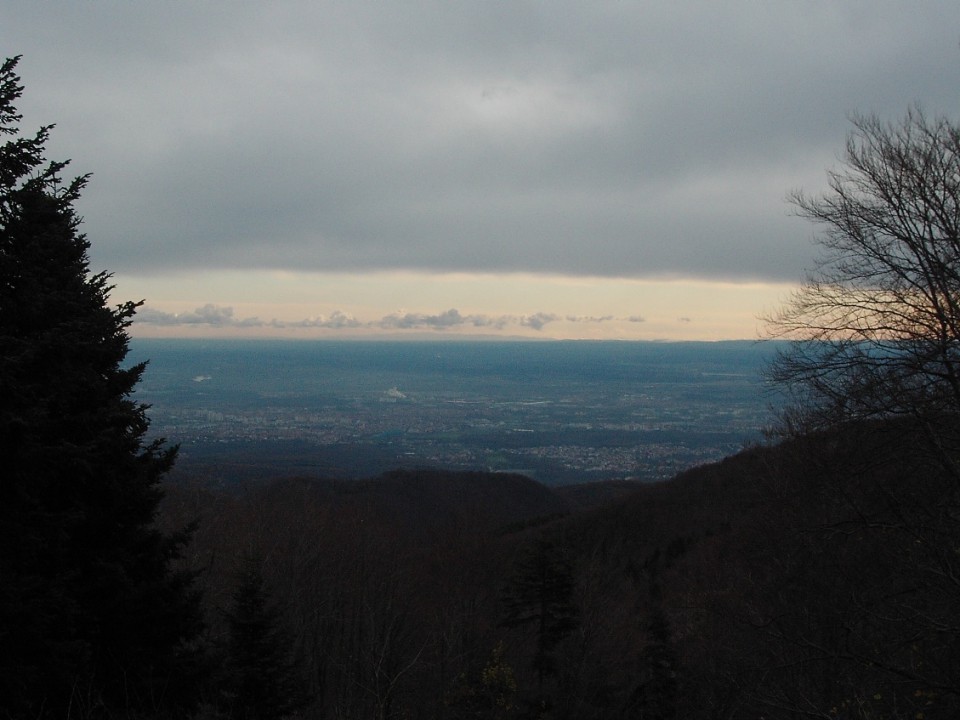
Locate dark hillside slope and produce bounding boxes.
[557,419,960,718]
[297,467,569,532]
[158,422,960,719]
[160,467,571,719]
[212,467,569,536]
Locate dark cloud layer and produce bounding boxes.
[5,2,960,283]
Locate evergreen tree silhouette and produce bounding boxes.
[501,537,579,698]
[222,551,307,720]
[0,55,202,718]
[629,608,678,720]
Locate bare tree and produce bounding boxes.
[767,108,960,451]
[762,108,960,717]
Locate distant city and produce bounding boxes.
[130,339,781,485]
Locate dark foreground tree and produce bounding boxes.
[501,537,579,704]
[0,56,202,717]
[221,551,308,720]
[629,609,678,720]
[767,108,960,454]
[763,106,960,717]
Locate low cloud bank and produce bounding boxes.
[136,304,646,333]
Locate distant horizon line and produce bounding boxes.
[129,333,770,345]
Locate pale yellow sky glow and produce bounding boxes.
[115,270,794,341]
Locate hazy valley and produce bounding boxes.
[130,339,778,485]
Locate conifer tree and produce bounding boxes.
[0,55,201,717]
[222,551,307,720]
[500,538,579,697]
[630,609,678,720]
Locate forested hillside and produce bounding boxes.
[159,418,960,719]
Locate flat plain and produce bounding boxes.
[130,339,779,484]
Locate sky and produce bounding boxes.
[4,2,960,340]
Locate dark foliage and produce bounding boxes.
[0,56,201,718]
[629,609,678,720]
[761,106,960,717]
[220,552,308,720]
[160,418,960,719]
[500,537,579,695]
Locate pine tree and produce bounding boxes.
[500,538,579,697]
[222,551,307,720]
[0,55,202,717]
[630,609,678,720]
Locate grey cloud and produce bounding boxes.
[134,307,183,326]
[137,305,360,329]
[378,309,558,331]
[137,305,564,331]
[282,311,364,329]
[6,3,960,283]
[379,309,473,330]
[260,315,363,330]
[136,304,244,326]
[520,313,560,331]
[566,315,613,323]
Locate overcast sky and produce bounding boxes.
[5,2,960,339]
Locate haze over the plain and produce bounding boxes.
[5,2,959,339]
